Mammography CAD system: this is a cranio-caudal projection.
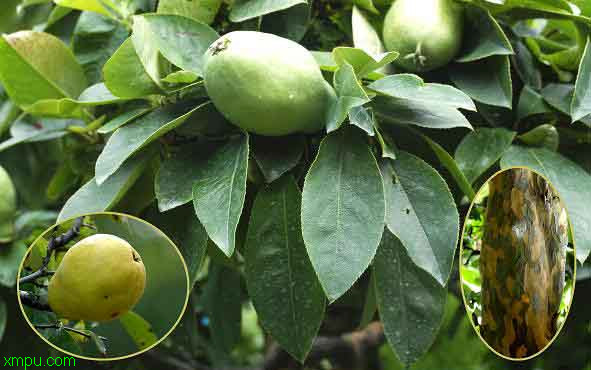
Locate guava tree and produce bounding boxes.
[0,0,590,368]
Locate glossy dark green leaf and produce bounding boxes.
[203,263,242,352]
[449,56,513,108]
[419,134,475,201]
[98,108,151,134]
[252,135,304,183]
[501,145,591,262]
[192,133,249,256]
[261,2,310,42]
[132,14,219,77]
[0,118,73,152]
[145,205,208,288]
[374,230,446,366]
[517,85,552,120]
[542,83,591,126]
[72,11,129,85]
[230,0,307,22]
[302,126,384,302]
[381,152,459,285]
[512,41,542,90]
[326,63,370,132]
[95,102,204,185]
[58,148,155,222]
[155,142,219,211]
[103,38,162,98]
[245,176,325,362]
[456,6,513,62]
[454,128,516,184]
[369,74,476,111]
[373,96,473,130]
[120,311,158,350]
[572,37,591,122]
[0,241,26,287]
[348,105,375,136]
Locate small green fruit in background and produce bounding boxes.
[48,234,146,322]
[203,31,336,136]
[0,165,16,243]
[383,0,464,72]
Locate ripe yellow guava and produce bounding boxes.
[0,165,16,243]
[203,31,336,136]
[383,0,464,72]
[48,234,146,322]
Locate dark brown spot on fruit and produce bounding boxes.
[132,251,141,262]
[111,312,119,318]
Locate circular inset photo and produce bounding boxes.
[16,212,189,360]
[460,167,575,360]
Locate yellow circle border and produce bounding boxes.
[458,165,577,362]
[16,211,191,362]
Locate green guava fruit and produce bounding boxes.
[203,31,335,136]
[48,234,146,322]
[383,0,464,72]
[0,165,16,243]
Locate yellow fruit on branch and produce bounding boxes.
[48,234,146,322]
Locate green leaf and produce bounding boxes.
[98,108,151,134]
[58,148,155,222]
[261,2,310,42]
[500,145,591,263]
[513,41,542,90]
[0,118,74,152]
[95,101,204,185]
[132,14,219,77]
[326,63,370,132]
[72,11,129,85]
[571,37,591,122]
[541,83,591,126]
[158,0,222,25]
[454,128,516,184]
[456,6,513,62]
[119,311,159,350]
[252,135,304,183]
[332,47,398,78]
[229,0,307,23]
[349,105,375,136]
[0,299,6,341]
[517,85,552,120]
[156,142,220,211]
[301,127,385,302]
[145,205,208,288]
[0,31,87,107]
[245,176,325,362]
[352,6,386,63]
[369,74,476,111]
[373,96,473,130]
[0,241,26,287]
[380,152,459,285]
[103,38,163,98]
[192,133,249,257]
[419,134,476,201]
[449,56,513,108]
[353,0,379,14]
[203,263,242,352]
[374,230,446,366]
[517,124,559,151]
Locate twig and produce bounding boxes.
[19,217,84,286]
[19,291,51,312]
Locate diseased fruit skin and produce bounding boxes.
[383,0,464,72]
[203,31,335,136]
[48,234,146,322]
[0,165,16,243]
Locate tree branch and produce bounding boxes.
[19,217,84,286]
[19,291,51,311]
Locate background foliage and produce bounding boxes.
[0,0,591,369]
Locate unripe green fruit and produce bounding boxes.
[0,165,16,243]
[48,234,146,322]
[203,31,335,136]
[383,0,464,72]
